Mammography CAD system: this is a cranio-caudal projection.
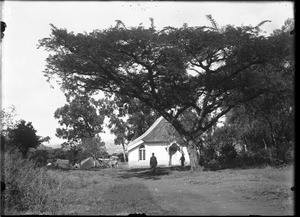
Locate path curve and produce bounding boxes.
[117,169,291,216]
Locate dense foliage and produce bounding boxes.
[1,152,60,214]
[101,96,160,161]
[199,19,294,170]
[28,150,49,167]
[54,95,108,161]
[54,95,105,144]
[7,120,41,157]
[1,108,61,214]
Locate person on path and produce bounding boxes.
[180,153,185,168]
[150,153,158,174]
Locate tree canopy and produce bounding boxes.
[39,18,293,170]
[8,120,42,157]
[100,96,159,162]
[54,95,105,144]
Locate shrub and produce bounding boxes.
[2,151,60,214]
[236,151,256,168]
[236,142,294,168]
[115,152,128,162]
[218,143,238,168]
[272,142,294,166]
[203,159,221,171]
[28,149,49,167]
[236,149,268,168]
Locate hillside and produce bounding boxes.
[45,139,124,155]
[37,144,54,150]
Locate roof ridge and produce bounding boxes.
[127,116,164,151]
[81,157,93,164]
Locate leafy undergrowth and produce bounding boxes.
[1,153,61,215]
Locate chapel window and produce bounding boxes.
[139,145,146,160]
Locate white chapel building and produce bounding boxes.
[127,116,190,168]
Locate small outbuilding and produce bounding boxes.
[127,116,190,168]
[53,159,70,169]
[80,157,100,169]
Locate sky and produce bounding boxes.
[1,1,294,148]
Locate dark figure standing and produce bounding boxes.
[150,153,157,174]
[1,21,6,39]
[1,181,5,192]
[180,153,185,168]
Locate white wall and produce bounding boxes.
[169,146,190,166]
[147,143,169,166]
[128,145,148,168]
[128,142,190,168]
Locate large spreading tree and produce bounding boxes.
[39,17,293,170]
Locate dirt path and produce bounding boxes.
[116,167,293,216]
[140,178,272,215]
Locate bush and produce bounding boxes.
[219,143,238,168]
[201,140,294,170]
[236,150,267,168]
[114,152,128,162]
[2,151,60,214]
[236,142,294,168]
[203,159,221,171]
[271,142,294,166]
[28,149,49,167]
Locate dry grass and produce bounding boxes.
[178,165,294,213]
[4,164,293,215]
[2,153,61,215]
[45,168,169,215]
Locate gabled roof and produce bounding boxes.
[80,157,95,169]
[127,116,175,151]
[80,157,93,165]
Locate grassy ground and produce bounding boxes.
[44,168,171,215]
[32,165,293,215]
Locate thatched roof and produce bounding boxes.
[143,117,174,143]
[127,116,179,151]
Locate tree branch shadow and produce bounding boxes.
[117,166,191,180]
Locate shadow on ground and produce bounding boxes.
[117,166,191,180]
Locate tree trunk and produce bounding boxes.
[167,119,202,171]
[185,139,203,171]
[121,143,127,162]
[263,139,268,150]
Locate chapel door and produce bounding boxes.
[169,143,180,166]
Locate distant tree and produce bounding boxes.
[8,120,42,157]
[39,17,292,170]
[48,148,68,161]
[66,146,82,165]
[1,106,20,152]
[102,96,159,162]
[79,137,106,159]
[1,106,19,131]
[40,136,51,144]
[54,95,105,145]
